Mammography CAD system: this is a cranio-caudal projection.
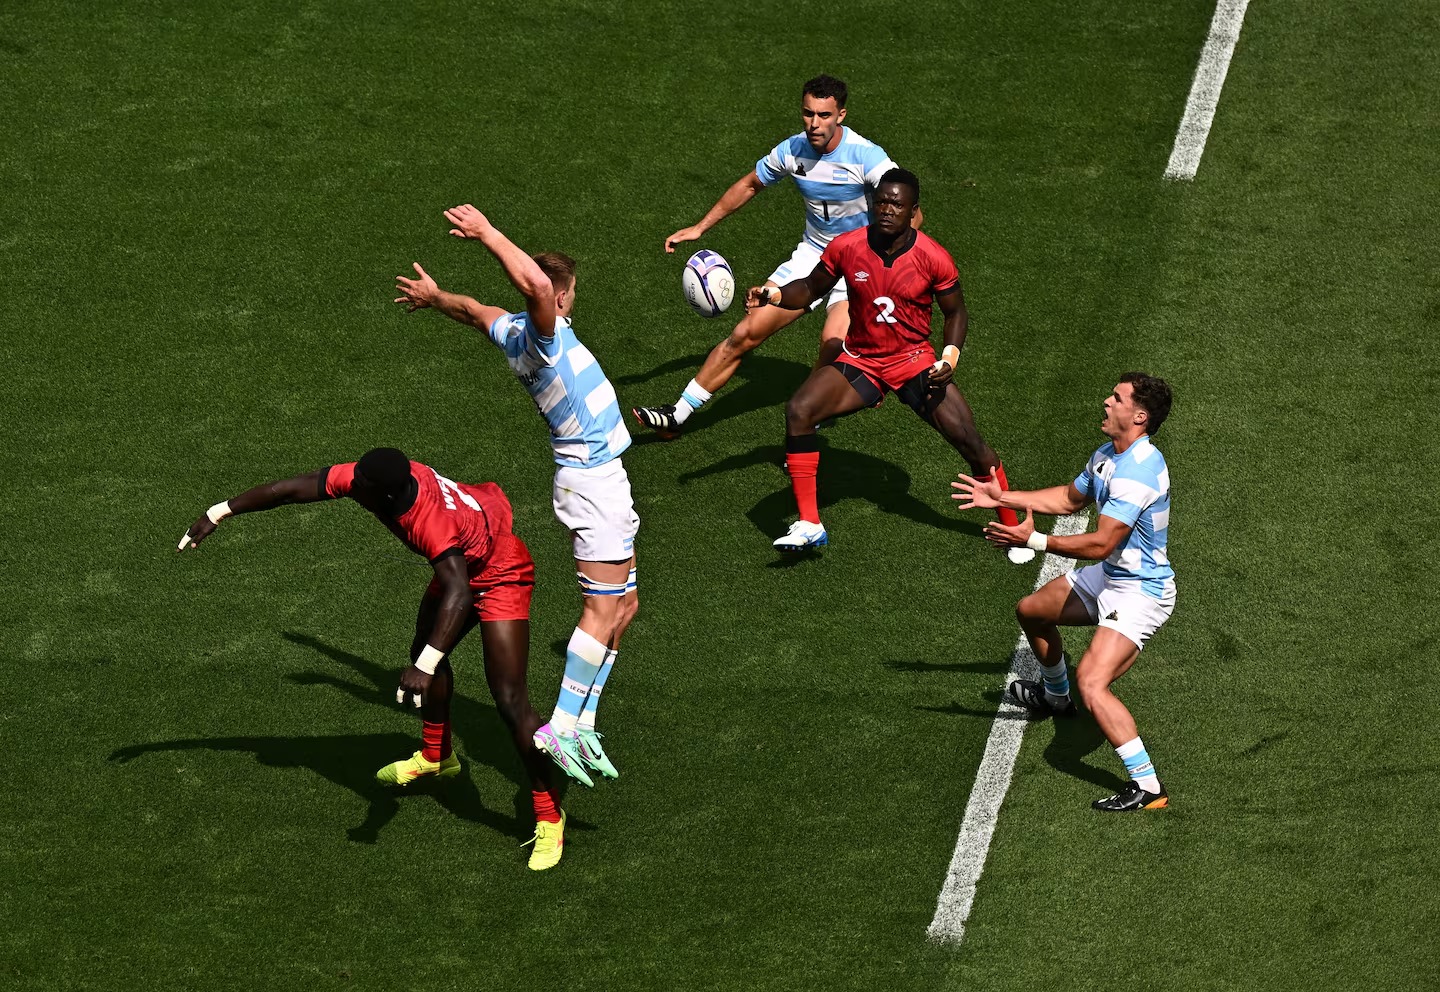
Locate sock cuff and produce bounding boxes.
[681,378,713,404]
[568,627,609,664]
[785,433,821,454]
[1116,736,1147,760]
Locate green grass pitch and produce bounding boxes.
[2,1,1436,989]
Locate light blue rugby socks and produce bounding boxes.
[1039,654,1072,704]
[673,378,712,424]
[1116,736,1162,793]
[577,649,616,732]
[551,628,607,735]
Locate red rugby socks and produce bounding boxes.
[421,720,451,762]
[982,462,1021,527]
[785,435,822,524]
[532,788,562,824]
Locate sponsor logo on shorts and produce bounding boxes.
[1105,610,1119,621]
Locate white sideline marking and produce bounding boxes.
[1164,0,1251,181]
[927,512,1090,946]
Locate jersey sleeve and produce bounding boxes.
[324,463,357,499]
[862,146,900,188]
[1072,458,1096,501]
[754,136,794,186]
[487,312,518,349]
[818,237,845,279]
[931,244,960,296]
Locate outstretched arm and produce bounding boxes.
[745,263,839,313]
[394,552,472,707]
[665,170,766,254]
[983,508,1133,561]
[178,469,329,550]
[444,204,555,336]
[394,262,508,334]
[953,477,1088,516]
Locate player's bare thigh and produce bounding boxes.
[1017,574,1096,626]
[1074,627,1142,689]
[786,363,869,431]
[816,300,850,367]
[732,280,807,347]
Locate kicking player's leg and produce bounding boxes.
[907,379,1026,536]
[375,590,474,786]
[1004,574,1096,718]
[775,364,872,549]
[634,292,805,438]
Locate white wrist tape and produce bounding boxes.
[414,644,444,675]
[940,345,960,368]
[206,501,232,525]
[1026,530,1049,553]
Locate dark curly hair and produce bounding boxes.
[1120,372,1173,435]
[802,75,848,108]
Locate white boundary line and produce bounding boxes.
[1164,0,1251,181]
[927,511,1091,946]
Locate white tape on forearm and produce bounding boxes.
[206,501,232,525]
[414,644,444,675]
[1026,530,1049,553]
[940,345,960,368]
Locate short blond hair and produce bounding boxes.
[533,252,576,293]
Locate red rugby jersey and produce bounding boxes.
[819,227,960,354]
[324,461,512,572]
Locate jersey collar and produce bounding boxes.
[867,226,918,267]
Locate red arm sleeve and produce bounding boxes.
[932,243,960,296]
[324,463,357,499]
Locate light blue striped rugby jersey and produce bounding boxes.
[1073,435,1175,599]
[487,312,631,469]
[755,127,899,249]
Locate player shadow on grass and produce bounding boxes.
[616,353,811,444]
[107,632,585,846]
[680,442,985,552]
[919,692,1126,792]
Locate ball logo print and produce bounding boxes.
[682,249,735,318]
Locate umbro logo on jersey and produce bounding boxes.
[853,271,869,282]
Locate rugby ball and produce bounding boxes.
[682,249,735,318]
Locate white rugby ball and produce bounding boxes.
[682,249,735,318]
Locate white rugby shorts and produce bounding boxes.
[768,239,848,312]
[1066,564,1175,650]
[553,458,639,563]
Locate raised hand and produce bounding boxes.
[665,224,704,254]
[444,203,494,240]
[951,467,1003,510]
[394,262,438,312]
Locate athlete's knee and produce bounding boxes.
[490,682,532,725]
[1074,665,1112,706]
[1016,593,1048,625]
[786,392,823,432]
